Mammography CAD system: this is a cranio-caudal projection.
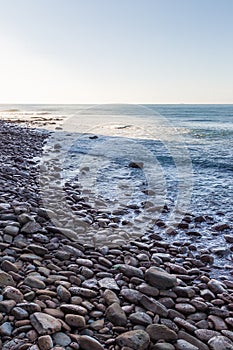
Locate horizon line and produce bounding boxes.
[1,102,233,105]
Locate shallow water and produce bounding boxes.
[1,103,232,222]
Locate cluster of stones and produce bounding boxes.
[1,202,233,350]
[1,121,233,350]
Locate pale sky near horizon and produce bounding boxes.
[0,0,233,104]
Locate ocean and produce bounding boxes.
[1,103,232,221]
[1,104,233,269]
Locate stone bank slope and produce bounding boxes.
[1,121,233,350]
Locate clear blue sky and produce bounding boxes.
[0,0,233,103]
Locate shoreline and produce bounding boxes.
[0,120,233,350]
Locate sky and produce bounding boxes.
[0,0,233,104]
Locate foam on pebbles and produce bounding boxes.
[0,120,233,350]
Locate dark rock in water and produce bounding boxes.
[129,161,144,169]
[212,223,230,231]
[225,235,233,243]
[89,135,98,139]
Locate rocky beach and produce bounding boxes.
[1,119,233,350]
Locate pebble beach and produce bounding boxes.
[1,118,233,350]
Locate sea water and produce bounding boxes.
[1,103,232,222]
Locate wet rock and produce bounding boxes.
[176,339,198,350]
[146,324,177,342]
[69,287,98,298]
[174,286,195,298]
[225,235,233,243]
[4,225,20,236]
[152,344,175,350]
[145,267,177,289]
[175,303,196,315]
[178,330,209,350]
[98,277,120,290]
[120,264,144,278]
[208,336,233,350]
[57,285,71,302]
[207,279,226,294]
[137,283,159,297]
[24,276,46,289]
[52,332,71,347]
[208,315,227,330]
[194,329,220,342]
[0,322,13,336]
[116,330,150,350]
[65,314,86,328]
[1,260,19,273]
[106,302,127,326]
[0,270,15,286]
[60,304,87,315]
[17,302,41,313]
[12,306,29,319]
[140,295,168,317]
[129,161,144,169]
[212,223,230,231]
[103,289,120,305]
[30,312,62,335]
[27,244,48,256]
[3,286,24,302]
[0,299,16,313]
[38,335,53,350]
[1,338,25,350]
[21,220,41,234]
[120,288,143,304]
[200,288,215,301]
[129,312,152,326]
[174,317,197,333]
[77,335,104,350]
